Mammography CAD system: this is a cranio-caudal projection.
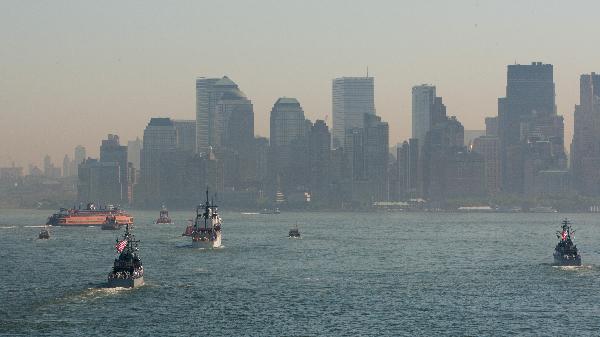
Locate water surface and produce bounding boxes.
[1,209,599,336]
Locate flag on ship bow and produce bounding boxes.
[115,240,128,253]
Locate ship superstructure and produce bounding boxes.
[107,224,144,288]
[182,190,222,248]
[47,203,133,227]
[155,205,173,224]
[553,219,582,266]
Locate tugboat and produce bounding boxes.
[107,224,144,288]
[182,189,222,249]
[101,216,121,230]
[155,205,173,224]
[553,218,582,266]
[288,224,301,238]
[38,226,50,239]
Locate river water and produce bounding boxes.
[1,209,600,336]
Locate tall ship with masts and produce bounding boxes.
[107,224,144,288]
[553,218,582,266]
[182,189,222,249]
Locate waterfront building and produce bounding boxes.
[332,77,375,148]
[269,97,309,196]
[344,114,389,202]
[308,119,331,203]
[173,120,196,155]
[571,72,600,196]
[412,84,437,146]
[140,118,177,206]
[497,62,565,194]
[100,134,129,203]
[472,136,500,195]
[397,138,419,200]
[127,137,142,170]
[77,158,121,204]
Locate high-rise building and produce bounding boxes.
[485,117,498,137]
[308,119,331,203]
[421,115,465,200]
[344,114,389,202]
[497,62,564,195]
[464,130,485,148]
[78,158,121,204]
[140,118,177,206]
[173,120,196,154]
[472,136,500,195]
[196,76,255,191]
[269,97,309,195]
[100,134,129,203]
[62,155,71,177]
[412,85,437,146]
[74,145,86,166]
[397,138,419,199]
[42,155,61,178]
[127,137,142,170]
[196,76,253,154]
[270,98,307,148]
[332,77,375,148]
[571,72,600,196]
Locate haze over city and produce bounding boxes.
[2,0,600,166]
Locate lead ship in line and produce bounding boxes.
[553,218,582,266]
[107,224,144,288]
[182,190,222,249]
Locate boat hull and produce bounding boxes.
[553,252,582,266]
[192,232,222,249]
[107,276,144,288]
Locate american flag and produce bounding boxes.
[115,240,128,253]
[561,231,567,241]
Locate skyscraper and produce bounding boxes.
[497,62,564,194]
[308,119,331,203]
[397,138,419,199]
[344,114,389,202]
[269,97,309,195]
[127,137,142,170]
[140,118,177,205]
[571,72,600,195]
[173,120,196,154]
[62,155,71,177]
[100,134,129,203]
[472,136,500,195]
[332,77,375,148]
[412,84,437,145]
[74,145,86,165]
[196,76,253,154]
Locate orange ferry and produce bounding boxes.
[46,203,134,227]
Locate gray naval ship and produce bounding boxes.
[553,219,582,266]
[107,224,144,288]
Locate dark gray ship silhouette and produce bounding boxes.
[553,219,582,266]
[107,224,144,288]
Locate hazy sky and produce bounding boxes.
[1,0,599,168]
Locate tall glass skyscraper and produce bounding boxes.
[195,76,253,155]
[411,84,437,145]
[497,62,562,194]
[332,77,375,148]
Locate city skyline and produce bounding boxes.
[2,1,600,166]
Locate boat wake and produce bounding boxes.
[241,212,259,215]
[24,225,46,228]
[0,226,16,229]
[49,286,133,306]
[551,264,593,271]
